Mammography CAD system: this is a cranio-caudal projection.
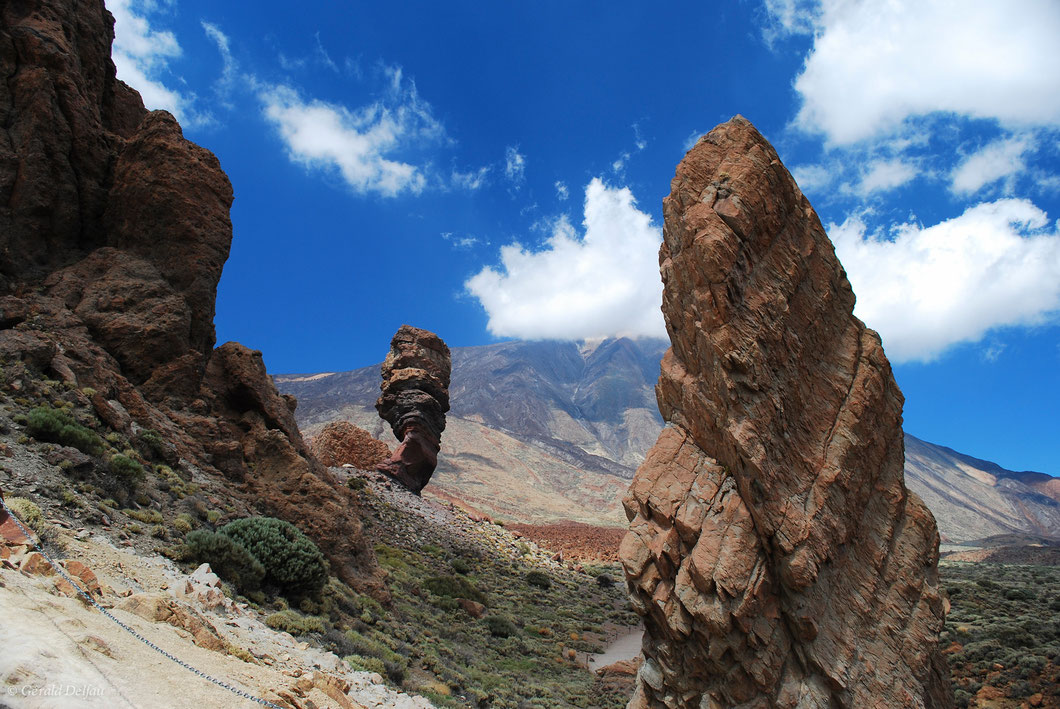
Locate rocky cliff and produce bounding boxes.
[620,117,952,707]
[0,0,380,594]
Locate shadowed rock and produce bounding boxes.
[620,117,952,708]
[0,0,384,599]
[375,325,451,493]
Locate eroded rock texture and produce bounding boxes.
[0,0,382,597]
[310,420,391,469]
[620,117,951,708]
[375,325,451,493]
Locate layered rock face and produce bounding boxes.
[310,420,391,469]
[620,117,951,707]
[375,325,451,493]
[0,0,381,595]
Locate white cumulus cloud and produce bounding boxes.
[830,199,1060,362]
[785,0,1060,144]
[950,136,1034,195]
[854,158,916,196]
[466,179,665,340]
[259,75,444,197]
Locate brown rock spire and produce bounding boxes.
[620,116,952,708]
[375,325,452,493]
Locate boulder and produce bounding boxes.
[309,421,391,469]
[621,117,951,708]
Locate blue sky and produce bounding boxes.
[109,0,1059,475]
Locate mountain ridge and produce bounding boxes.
[276,338,1059,542]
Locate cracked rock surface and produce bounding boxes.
[620,116,952,708]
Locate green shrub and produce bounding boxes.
[123,508,163,524]
[526,570,551,589]
[221,517,328,598]
[344,654,386,676]
[450,558,471,575]
[173,513,195,534]
[265,610,325,635]
[424,575,485,603]
[596,574,614,588]
[484,615,518,638]
[26,407,102,455]
[375,544,408,571]
[6,496,48,536]
[109,454,145,486]
[184,529,265,592]
[339,630,408,682]
[136,429,167,460]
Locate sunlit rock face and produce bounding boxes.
[620,116,952,709]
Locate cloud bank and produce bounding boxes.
[467,179,664,340]
[831,199,1060,362]
[784,0,1060,145]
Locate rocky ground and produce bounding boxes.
[0,524,432,709]
[505,523,626,563]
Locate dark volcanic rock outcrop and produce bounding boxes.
[375,325,451,493]
[620,117,951,707]
[310,420,391,469]
[0,0,381,596]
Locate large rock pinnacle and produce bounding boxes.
[375,325,451,493]
[620,116,952,708]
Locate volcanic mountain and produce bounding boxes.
[276,338,1059,542]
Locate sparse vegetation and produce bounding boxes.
[940,560,1060,703]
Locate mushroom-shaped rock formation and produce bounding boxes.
[620,117,952,708]
[375,325,451,493]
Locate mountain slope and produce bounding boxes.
[276,338,1059,541]
[904,433,1060,542]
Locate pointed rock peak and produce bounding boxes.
[621,116,952,707]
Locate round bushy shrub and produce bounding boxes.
[484,615,518,638]
[526,570,551,589]
[221,517,328,598]
[184,529,265,592]
[6,496,47,536]
[26,407,103,455]
[109,454,145,486]
[424,575,485,603]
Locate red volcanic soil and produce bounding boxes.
[507,521,626,562]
